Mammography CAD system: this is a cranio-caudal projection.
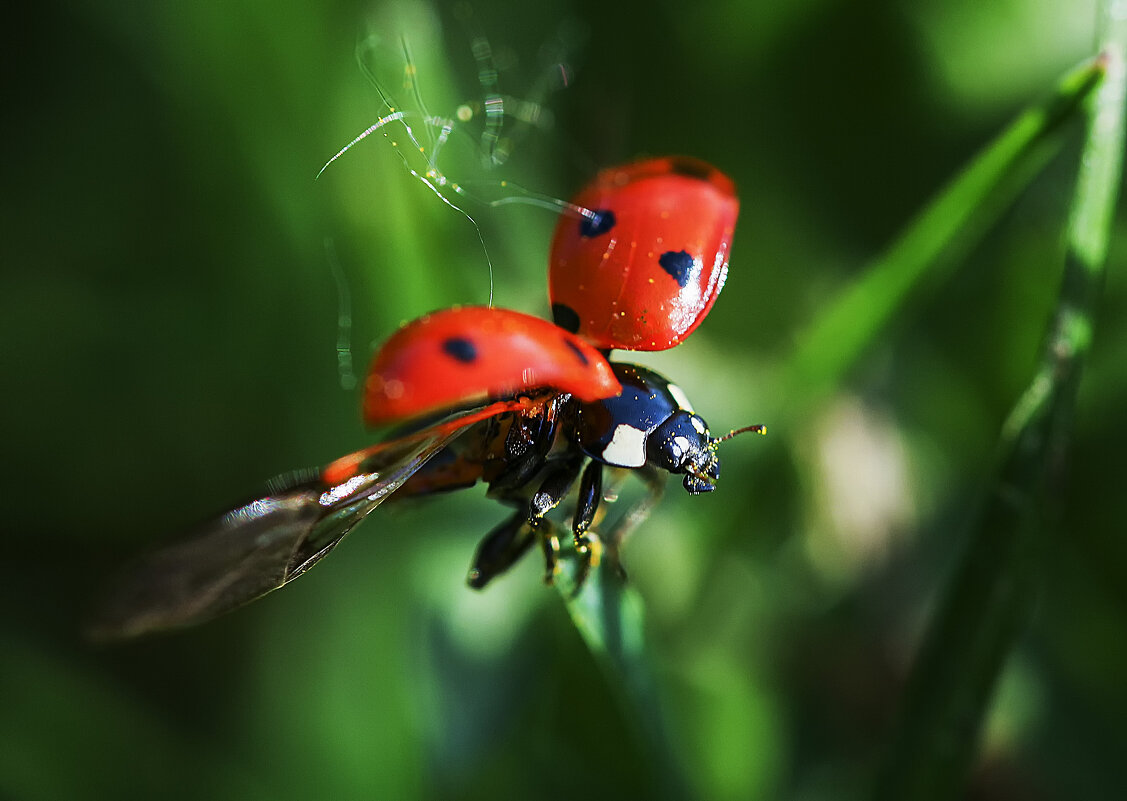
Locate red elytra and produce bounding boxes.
[363,306,621,426]
[548,156,739,351]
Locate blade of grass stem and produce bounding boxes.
[873,17,1125,801]
[555,555,690,801]
[780,59,1105,413]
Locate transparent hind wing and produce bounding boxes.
[88,426,469,641]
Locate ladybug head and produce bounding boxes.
[646,411,721,495]
[647,413,768,495]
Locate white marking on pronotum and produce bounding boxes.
[602,424,647,468]
[668,383,694,412]
[690,415,707,435]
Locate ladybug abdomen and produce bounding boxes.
[549,157,739,352]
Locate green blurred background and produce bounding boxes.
[4,0,1126,798]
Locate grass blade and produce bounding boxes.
[873,17,1126,801]
[781,58,1105,411]
[555,555,690,800]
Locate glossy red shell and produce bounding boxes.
[548,156,739,351]
[363,307,621,426]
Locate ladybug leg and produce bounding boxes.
[537,524,562,585]
[570,461,604,587]
[485,399,564,496]
[466,510,535,589]
[527,457,584,584]
[487,449,548,496]
[603,465,666,576]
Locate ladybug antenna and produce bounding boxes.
[712,424,768,445]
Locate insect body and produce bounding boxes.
[92,159,763,640]
[407,359,737,592]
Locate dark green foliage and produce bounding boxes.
[3,2,1124,800]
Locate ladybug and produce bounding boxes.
[91,157,762,639]
[91,304,762,638]
[549,156,739,351]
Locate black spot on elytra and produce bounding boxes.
[668,157,713,181]
[658,250,694,288]
[552,303,580,334]
[442,336,477,363]
[580,209,616,238]
[562,338,589,366]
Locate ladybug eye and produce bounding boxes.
[441,336,478,363]
[658,250,696,288]
[579,209,616,238]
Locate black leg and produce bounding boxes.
[466,510,534,589]
[526,458,583,583]
[573,460,603,535]
[537,524,561,585]
[486,447,547,496]
[569,461,604,587]
[485,397,564,496]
